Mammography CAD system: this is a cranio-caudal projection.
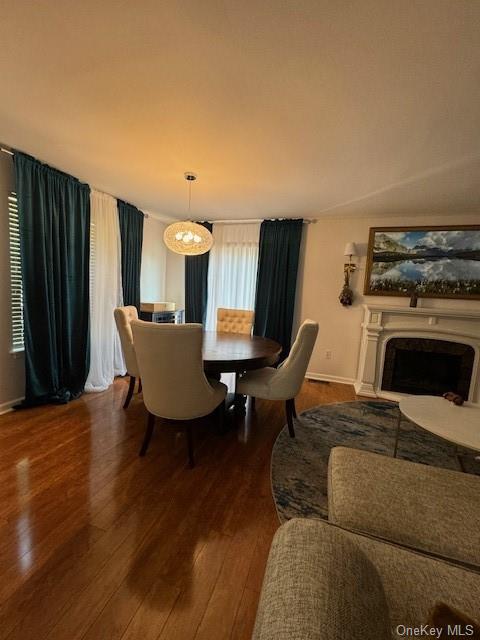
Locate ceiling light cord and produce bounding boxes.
[184,171,197,221]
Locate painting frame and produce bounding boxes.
[364,225,480,300]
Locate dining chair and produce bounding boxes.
[114,306,141,409]
[216,308,255,397]
[131,321,227,467]
[236,320,319,438]
[217,308,254,335]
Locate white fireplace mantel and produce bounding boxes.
[355,304,480,403]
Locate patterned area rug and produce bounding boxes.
[271,400,480,523]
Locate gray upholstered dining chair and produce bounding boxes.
[131,320,227,467]
[114,306,141,408]
[237,320,319,438]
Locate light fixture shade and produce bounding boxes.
[344,242,357,257]
[164,221,213,256]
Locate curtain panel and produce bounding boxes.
[205,223,260,331]
[254,219,303,361]
[14,152,91,405]
[185,221,213,324]
[85,190,126,392]
[118,200,144,310]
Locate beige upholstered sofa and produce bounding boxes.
[253,447,480,639]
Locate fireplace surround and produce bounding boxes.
[355,304,480,403]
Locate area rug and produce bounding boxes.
[271,400,480,523]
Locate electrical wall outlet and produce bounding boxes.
[325,350,332,360]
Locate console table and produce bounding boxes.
[139,309,184,324]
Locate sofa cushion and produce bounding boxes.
[343,524,480,632]
[252,518,392,640]
[328,446,480,567]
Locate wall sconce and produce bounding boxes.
[339,242,357,306]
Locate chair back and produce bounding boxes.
[217,308,254,334]
[114,306,140,377]
[131,321,221,420]
[275,320,319,397]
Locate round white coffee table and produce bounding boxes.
[395,395,480,470]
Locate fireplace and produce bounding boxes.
[356,305,480,402]
[381,338,475,397]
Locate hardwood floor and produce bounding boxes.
[0,378,356,640]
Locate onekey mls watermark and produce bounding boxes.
[396,624,475,638]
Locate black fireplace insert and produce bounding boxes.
[381,337,474,398]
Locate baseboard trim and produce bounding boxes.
[305,372,355,386]
[0,397,24,415]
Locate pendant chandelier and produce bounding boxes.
[163,173,213,256]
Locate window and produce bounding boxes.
[205,223,260,331]
[8,191,24,351]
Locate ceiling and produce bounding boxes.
[1,0,479,221]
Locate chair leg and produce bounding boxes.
[138,378,142,394]
[216,400,226,434]
[186,423,195,468]
[251,397,256,412]
[285,399,296,438]
[139,412,155,456]
[292,399,297,418]
[123,376,136,409]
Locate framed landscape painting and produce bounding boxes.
[364,225,480,300]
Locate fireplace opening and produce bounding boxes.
[381,338,474,398]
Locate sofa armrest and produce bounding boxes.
[252,518,391,640]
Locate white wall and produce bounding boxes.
[141,219,185,310]
[0,153,24,412]
[165,251,185,310]
[296,213,480,384]
[141,216,167,302]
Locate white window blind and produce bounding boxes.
[8,191,24,351]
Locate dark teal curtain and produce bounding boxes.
[185,222,213,323]
[118,200,144,310]
[14,152,91,406]
[254,219,303,360]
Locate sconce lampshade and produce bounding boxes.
[164,221,213,256]
[344,242,357,257]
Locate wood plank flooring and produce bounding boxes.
[0,378,355,640]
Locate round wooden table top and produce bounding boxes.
[203,331,282,375]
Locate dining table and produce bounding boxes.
[202,331,282,414]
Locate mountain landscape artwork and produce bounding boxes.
[364,226,480,299]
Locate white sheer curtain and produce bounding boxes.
[85,190,126,392]
[205,223,261,331]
